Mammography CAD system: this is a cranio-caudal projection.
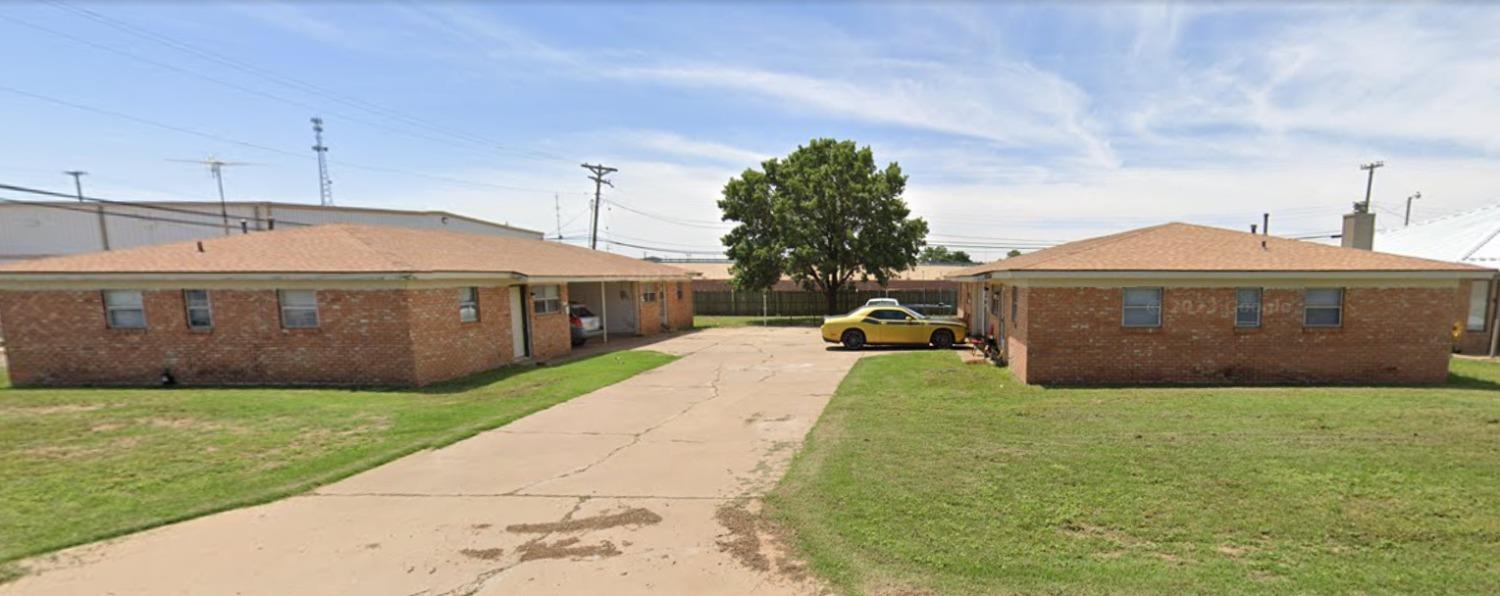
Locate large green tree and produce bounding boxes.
[719,138,928,314]
[919,246,975,264]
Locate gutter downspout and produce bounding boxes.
[1489,273,1499,357]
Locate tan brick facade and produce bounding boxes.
[1454,279,1497,355]
[961,282,1457,385]
[0,281,655,388]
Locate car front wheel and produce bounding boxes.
[841,329,866,350]
[930,329,955,349]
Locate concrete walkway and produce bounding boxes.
[3,327,861,596]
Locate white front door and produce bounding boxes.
[509,286,529,359]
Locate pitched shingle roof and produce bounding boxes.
[0,224,692,280]
[949,222,1490,278]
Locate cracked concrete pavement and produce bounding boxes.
[2,326,864,596]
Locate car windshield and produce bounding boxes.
[570,305,595,317]
[847,307,925,319]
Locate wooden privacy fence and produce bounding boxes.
[695,289,957,316]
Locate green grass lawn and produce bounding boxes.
[694,315,824,328]
[771,352,1500,594]
[0,351,675,564]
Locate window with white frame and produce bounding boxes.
[459,287,479,322]
[1010,287,1019,321]
[183,290,213,329]
[642,287,659,303]
[532,285,561,314]
[1304,288,1343,327]
[1122,287,1163,327]
[1235,288,1262,328]
[1467,281,1491,331]
[279,290,319,328]
[103,290,146,329]
[676,282,684,300]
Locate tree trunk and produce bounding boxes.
[825,285,841,315]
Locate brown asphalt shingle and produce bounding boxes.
[0,224,693,279]
[950,222,1490,277]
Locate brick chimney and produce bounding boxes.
[1341,203,1376,250]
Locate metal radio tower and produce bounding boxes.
[311,117,334,206]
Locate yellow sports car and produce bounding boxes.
[821,305,966,350]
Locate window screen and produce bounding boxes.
[1235,288,1261,328]
[1122,287,1162,327]
[1304,288,1343,327]
[1467,281,1490,331]
[459,287,479,322]
[104,290,146,329]
[279,290,319,328]
[184,290,213,329]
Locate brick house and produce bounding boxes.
[949,223,1493,385]
[0,224,694,387]
[1368,203,1500,355]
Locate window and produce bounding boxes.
[279,290,319,328]
[458,287,479,322]
[1010,287,1019,321]
[1467,281,1491,331]
[641,287,659,304]
[1304,288,1343,327]
[183,290,213,329]
[676,282,685,300]
[868,308,913,321]
[533,285,561,314]
[103,290,146,329]
[1122,287,1162,327]
[1235,288,1262,328]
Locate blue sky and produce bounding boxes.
[2,2,1497,260]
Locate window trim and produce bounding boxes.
[641,288,659,304]
[1303,288,1344,328]
[1121,287,1163,328]
[103,290,147,329]
[278,289,320,329]
[532,285,562,315]
[183,289,213,330]
[459,287,480,323]
[1234,287,1262,328]
[1466,281,1491,332]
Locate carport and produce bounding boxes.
[567,281,641,342]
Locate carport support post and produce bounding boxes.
[600,281,609,343]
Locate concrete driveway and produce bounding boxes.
[3,326,862,596]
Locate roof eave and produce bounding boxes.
[949,269,1496,281]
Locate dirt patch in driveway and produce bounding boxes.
[516,538,621,562]
[505,507,662,534]
[459,547,505,561]
[715,501,809,582]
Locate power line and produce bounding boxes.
[0,194,302,231]
[0,84,580,196]
[603,198,731,229]
[0,181,313,226]
[48,1,572,164]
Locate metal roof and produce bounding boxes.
[1374,203,1500,264]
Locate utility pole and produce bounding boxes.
[580,163,617,250]
[311,117,333,206]
[170,157,253,235]
[65,170,110,251]
[1358,161,1384,213]
[1404,191,1421,227]
[554,193,562,239]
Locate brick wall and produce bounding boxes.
[0,288,418,386]
[635,282,666,337]
[407,286,513,386]
[1006,285,1030,382]
[1018,286,1454,385]
[1454,279,1496,355]
[531,284,571,360]
[667,280,693,330]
